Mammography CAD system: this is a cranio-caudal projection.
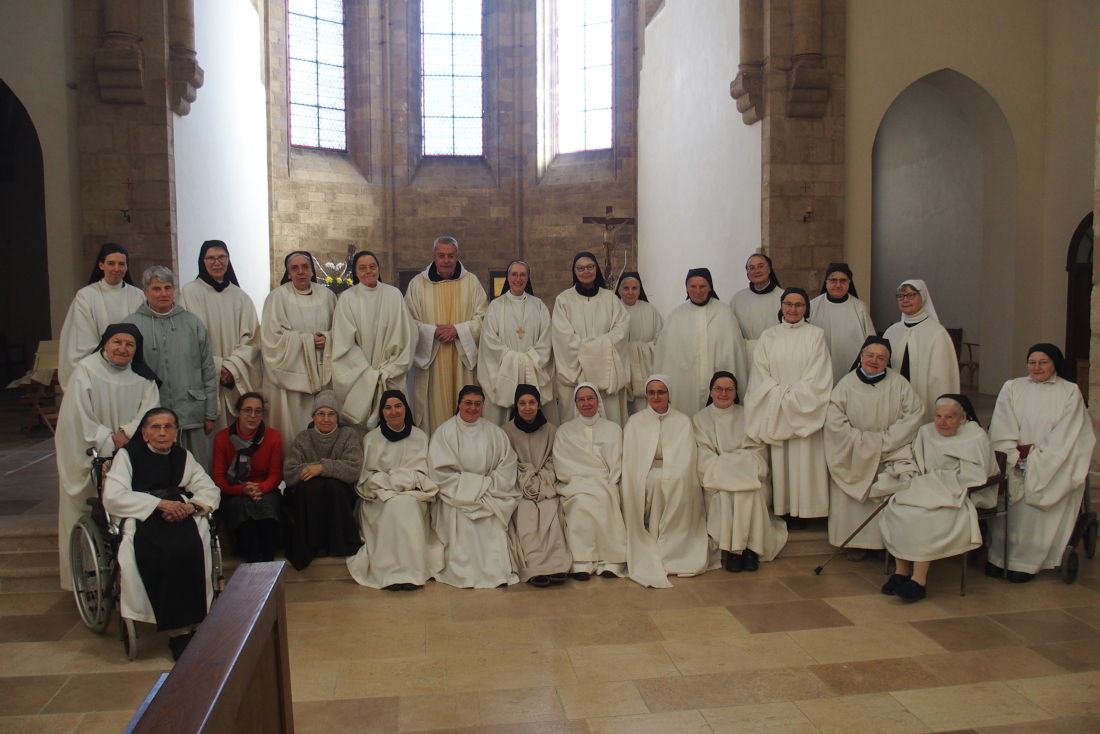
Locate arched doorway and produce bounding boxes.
[871,68,1016,394]
[0,79,50,383]
[1065,212,1093,391]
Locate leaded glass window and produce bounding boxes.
[555,0,612,153]
[421,0,484,156]
[288,0,346,150]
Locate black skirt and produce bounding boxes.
[133,509,208,631]
[284,477,361,570]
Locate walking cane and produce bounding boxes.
[812,500,890,575]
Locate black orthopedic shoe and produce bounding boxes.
[741,549,759,572]
[723,551,744,573]
[528,575,553,588]
[985,562,1005,578]
[1006,570,1035,583]
[785,516,808,530]
[880,573,910,596]
[548,573,568,584]
[570,571,591,581]
[896,579,927,602]
[599,570,618,578]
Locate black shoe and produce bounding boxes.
[599,570,617,578]
[1007,570,1035,584]
[723,552,744,573]
[401,583,423,591]
[985,562,1005,578]
[168,632,194,661]
[785,516,808,530]
[383,583,403,591]
[528,575,552,588]
[548,573,568,584]
[742,549,759,572]
[570,572,591,581]
[880,573,910,596]
[896,579,927,602]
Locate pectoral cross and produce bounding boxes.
[515,326,526,339]
[582,205,635,284]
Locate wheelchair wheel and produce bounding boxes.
[120,617,138,661]
[1084,517,1097,559]
[210,534,225,596]
[1061,545,1079,584]
[69,517,114,633]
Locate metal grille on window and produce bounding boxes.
[421,0,484,156]
[288,0,346,150]
[556,0,612,153]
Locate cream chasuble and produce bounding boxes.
[883,316,960,423]
[180,279,262,431]
[623,300,663,414]
[808,294,877,385]
[988,377,1096,573]
[824,370,923,549]
[655,299,748,415]
[58,280,145,388]
[745,320,832,518]
[405,268,487,435]
[551,288,631,425]
[693,403,787,561]
[260,283,335,452]
[477,292,554,425]
[331,282,415,429]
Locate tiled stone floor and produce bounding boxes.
[3,390,1100,732]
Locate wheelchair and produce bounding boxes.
[69,447,225,660]
[1058,478,1097,584]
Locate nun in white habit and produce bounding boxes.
[987,344,1096,581]
[882,279,960,423]
[260,251,336,452]
[825,336,924,554]
[552,383,629,579]
[179,240,262,431]
[347,390,443,590]
[615,272,663,414]
[731,253,782,378]
[331,250,415,430]
[809,263,877,385]
[477,260,555,425]
[429,385,520,588]
[693,371,787,573]
[655,268,748,416]
[621,375,712,588]
[745,288,833,525]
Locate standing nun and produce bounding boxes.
[655,267,748,415]
[179,240,263,432]
[731,253,782,377]
[551,252,631,425]
[882,279,960,423]
[260,251,337,452]
[809,263,877,385]
[745,287,832,527]
[615,272,663,414]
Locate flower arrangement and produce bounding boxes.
[313,245,358,295]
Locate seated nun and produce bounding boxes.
[283,390,363,570]
[347,390,443,590]
[808,263,876,385]
[621,375,711,588]
[824,336,924,560]
[876,395,998,602]
[504,384,571,587]
[693,371,787,573]
[56,323,159,591]
[211,392,284,563]
[744,287,832,529]
[552,383,629,580]
[429,385,520,588]
[102,407,221,660]
[615,272,663,415]
[987,344,1096,583]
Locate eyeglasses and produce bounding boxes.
[711,386,736,393]
[781,302,807,308]
[826,277,849,285]
[239,407,264,415]
[459,400,483,408]
[314,410,338,418]
[574,264,597,272]
[1026,360,1052,367]
[896,292,920,300]
[203,255,229,263]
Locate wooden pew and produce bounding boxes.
[125,562,295,733]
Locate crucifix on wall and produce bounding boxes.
[582,205,635,288]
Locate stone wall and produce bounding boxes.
[265,0,639,303]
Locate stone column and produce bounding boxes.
[94,0,145,103]
[168,0,204,115]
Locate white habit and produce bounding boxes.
[260,283,336,452]
[883,316,960,423]
[405,266,487,435]
[731,286,782,380]
[476,292,554,425]
[552,412,628,576]
[55,353,159,590]
[808,294,876,385]
[655,299,748,415]
[551,288,631,425]
[622,300,662,414]
[693,403,787,561]
[745,320,832,518]
[331,282,415,429]
[877,421,997,562]
[824,371,924,549]
[57,280,145,389]
[347,426,444,588]
[428,415,519,588]
[102,448,221,625]
[988,377,1096,574]
[621,406,711,588]
[179,279,262,431]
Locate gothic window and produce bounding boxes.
[420,0,484,156]
[287,0,347,150]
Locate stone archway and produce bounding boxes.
[871,68,1016,394]
[0,79,50,382]
[1065,212,1093,391]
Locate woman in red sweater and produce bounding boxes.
[212,392,283,562]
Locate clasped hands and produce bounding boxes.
[434,324,458,343]
[157,499,197,522]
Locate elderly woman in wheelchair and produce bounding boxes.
[102,407,221,660]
